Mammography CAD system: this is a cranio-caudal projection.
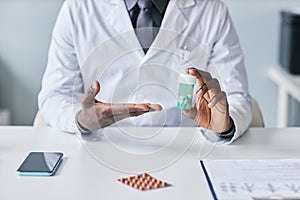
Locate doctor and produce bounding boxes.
[38,0,252,143]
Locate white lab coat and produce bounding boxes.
[38,0,252,143]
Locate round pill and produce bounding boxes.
[135,175,140,179]
[146,185,152,190]
[141,182,147,187]
[139,177,145,181]
[139,186,145,191]
[119,178,125,182]
[150,179,156,184]
[162,182,167,187]
[149,182,154,187]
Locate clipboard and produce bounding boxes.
[200,160,218,200]
[200,159,300,200]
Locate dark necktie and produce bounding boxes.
[136,0,155,53]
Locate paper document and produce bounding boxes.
[201,159,300,200]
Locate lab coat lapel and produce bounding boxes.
[103,0,144,58]
[102,0,197,63]
[142,0,196,62]
[103,0,132,32]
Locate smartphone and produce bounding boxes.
[16,152,63,176]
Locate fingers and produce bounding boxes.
[112,110,150,121]
[196,78,221,98]
[96,103,162,118]
[185,67,212,87]
[196,83,208,98]
[196,83,226,109]
[99,111,150,128]
[148,104,163,111]
[208,91,227,108]
[95,103,163,128]
[185,68,226,108]
[81,81,101,107]
[109,104,151,116]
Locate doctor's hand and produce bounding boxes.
[182,68,232,133]
[77,81,162,131]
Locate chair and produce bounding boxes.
[250,98,264,127]
[33,111,48,127]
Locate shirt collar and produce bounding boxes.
[152,0,169,13]
[124,0,169,13]
[124,0,136,11]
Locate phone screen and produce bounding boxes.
[17,152,63,176]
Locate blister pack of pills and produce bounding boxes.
[118,173,170,191]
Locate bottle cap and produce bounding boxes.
[178,73,196,85]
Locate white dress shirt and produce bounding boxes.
[38,0,252,144]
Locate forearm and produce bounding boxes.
[227,92,252,142]
[38,92,81,133]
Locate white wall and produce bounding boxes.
[0,0,64,125]
[225,0,300,127]
[0,0,300,126]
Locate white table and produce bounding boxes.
[1,126,300,200]
[268,67,300,127]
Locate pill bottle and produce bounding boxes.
[177,73,196,110]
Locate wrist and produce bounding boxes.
[223,117,233,133]
[218,118,235,138]
[75,110,91,134]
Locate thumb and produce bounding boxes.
[81,80,101,106]
[182,108,194,119]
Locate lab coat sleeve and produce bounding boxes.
[201,3,252,144]
[38,1,83,133]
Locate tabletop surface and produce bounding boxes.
[1,126,300,200]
